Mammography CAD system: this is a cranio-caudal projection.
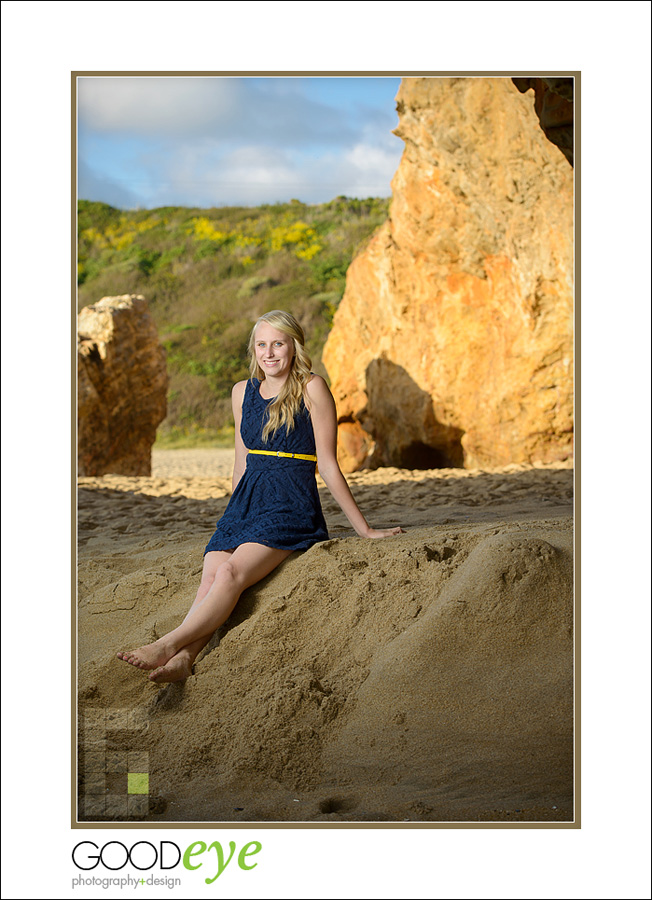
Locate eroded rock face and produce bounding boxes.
[512,77,574,165]
[78,295,168,476]
[323,77,573,472]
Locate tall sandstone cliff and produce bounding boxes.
[78,295,168,476]
[323,78,573,471]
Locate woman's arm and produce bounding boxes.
[231,380,248,492]
[305,375,404,539]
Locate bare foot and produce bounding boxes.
[148,652,194,684]
[117,639,174,671]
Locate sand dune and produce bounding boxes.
[77,453,574,823]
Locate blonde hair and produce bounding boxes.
[248,310,313,442]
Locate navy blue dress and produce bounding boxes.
[204,378,329,554]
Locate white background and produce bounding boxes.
[2,2,650,898]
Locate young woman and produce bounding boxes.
[118,310,404,683]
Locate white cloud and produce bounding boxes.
[78,77,240,136]
[77,76,404,207]
[154,144,309,207]
[343,142,403,178]
[90,138,405,209]
[78,77,356,145]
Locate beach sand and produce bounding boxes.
[78,449,574,823]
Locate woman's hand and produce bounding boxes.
[363,526,406,539]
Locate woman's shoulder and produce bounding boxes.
[305,373,323,395]
[304,374,334,408]
[305,373,328,394]
[231,380,250,405]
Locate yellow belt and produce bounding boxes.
[248,449,317,462]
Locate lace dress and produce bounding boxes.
[204,378,329,554]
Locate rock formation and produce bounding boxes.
[512,77,574,165]
[78,295,168,476]
[323,77,574,472]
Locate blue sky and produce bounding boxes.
[77,76,404,209]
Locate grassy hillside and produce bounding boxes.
[78,197,389,446]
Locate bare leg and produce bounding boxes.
[118,550,232,679]
[147,551,234,683]
[117,543,291,676]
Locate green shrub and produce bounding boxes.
[78,197,389,445]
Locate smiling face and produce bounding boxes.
[253,321,295,381]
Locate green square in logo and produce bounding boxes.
[127,773,149,795]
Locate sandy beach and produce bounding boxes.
[78,450,574,823]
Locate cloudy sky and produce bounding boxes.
[77,76,404,209]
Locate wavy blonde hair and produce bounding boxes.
[248,310,313,442]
